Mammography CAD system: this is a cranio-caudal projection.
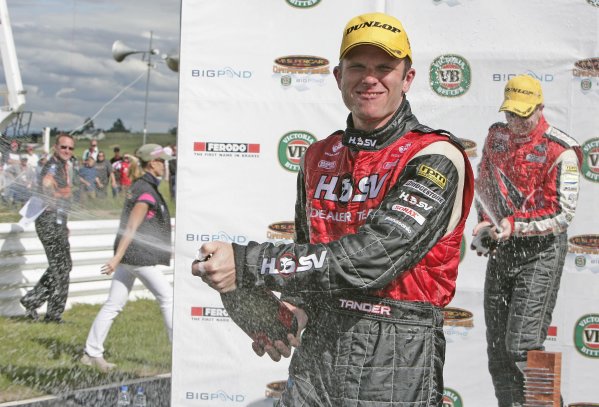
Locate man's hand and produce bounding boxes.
[472,220,493,237]
[491,218,512,241]
[471,221,497,257]
[191,242,237,293]
[251,301,308,362]
[471,218,512,256]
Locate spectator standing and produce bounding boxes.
[6,139,20,166]
[24,145,39,170]
[20,133,76,323]
[35,154,48,184]
[82,139,99,162]
[473,75,581,407]
[81,144,173,372]
[110,146,123,165]
[110,146,123,197]
[113,154,132,196]
[78,156,100,203]
[95,151,115,199]
[8,155,36,205]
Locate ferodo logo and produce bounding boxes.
[430,54,471,97]
[574,314,599,358]
[581,138,599,183]
[417,164,447,189]
[286,0,321,8]
[193,141,260,158]
[273,55,330,74]
[278,131,317,172]
[190,306,230,321]
[547,325,558,342]
[442,388,464,407]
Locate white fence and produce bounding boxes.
[0,219,174,316]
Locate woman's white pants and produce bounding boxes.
[84,264,173,358]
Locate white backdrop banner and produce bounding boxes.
[173,1,599,406]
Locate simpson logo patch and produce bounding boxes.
[417,164,447,189]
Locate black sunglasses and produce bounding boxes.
[59,145,74,151]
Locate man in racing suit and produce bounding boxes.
[194,13,474,406]
[20,133,75,323]
[472,75,581,407]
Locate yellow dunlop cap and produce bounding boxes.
[499,75,544,117]
[339,12,412,62]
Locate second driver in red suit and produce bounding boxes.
[473,74,581,407]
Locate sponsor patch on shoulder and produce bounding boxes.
[564,162,579,173]
[417,164,447,189]
[404,180,446,203]
[318,160,336,170]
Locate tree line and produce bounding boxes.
[49,118,177,136]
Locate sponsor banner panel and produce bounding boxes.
[560,299,599,402]
[171,282,290,406]
[175,0,599,405]
[444,289,496,406]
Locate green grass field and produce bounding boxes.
[0,299,172,403]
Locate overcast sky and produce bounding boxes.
[3,0,181,134]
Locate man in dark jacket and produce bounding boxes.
[20,133,75,323]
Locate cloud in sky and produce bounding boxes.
[3,0,180,134]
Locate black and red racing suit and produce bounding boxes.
[476,115,581,407]
[232,100,474,406]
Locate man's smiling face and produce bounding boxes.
[334,45,415,132]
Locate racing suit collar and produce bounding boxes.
[343,98,421,151]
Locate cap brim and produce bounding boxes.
[342,42,407,60]
[499,100,536,117]
[158,152,173,161]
